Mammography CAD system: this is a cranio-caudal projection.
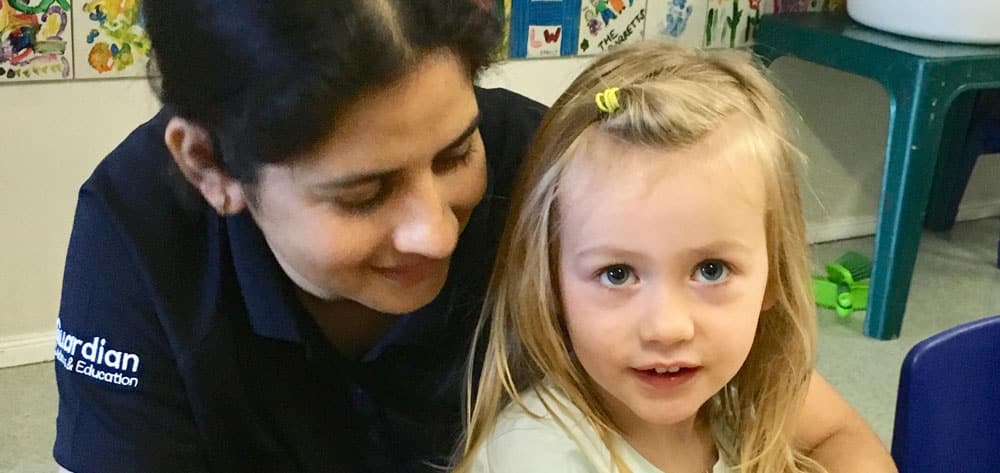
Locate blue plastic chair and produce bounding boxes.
[891,315,1000,473]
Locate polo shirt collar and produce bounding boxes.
[226,211,304,343]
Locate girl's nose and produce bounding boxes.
[637,289,696,346]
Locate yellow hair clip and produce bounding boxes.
[595,87,621,114]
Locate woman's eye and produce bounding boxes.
[432,150,471,174]
[334,184,391,215]
[693,260,729,284]
[599,265,635,287]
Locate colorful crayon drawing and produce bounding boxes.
[73,0,151,78]
[577,0,649,55]
[645,0,707,48]
[704,0,762,49]
[509,0,582,58]
[773,0,825,13]
[0,0,72,82]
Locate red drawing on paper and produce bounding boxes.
[544,27,561,43]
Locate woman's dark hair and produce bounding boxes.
[143,0,501,183]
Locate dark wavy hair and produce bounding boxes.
[143,0,501,182]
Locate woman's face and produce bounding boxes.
[248,52,487,314]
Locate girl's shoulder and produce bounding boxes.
[473,386,609,473]
[475,385,737,473]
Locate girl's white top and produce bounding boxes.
[468,384,733,473]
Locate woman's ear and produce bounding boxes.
[164,117,247,215]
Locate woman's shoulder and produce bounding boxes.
[474,87,547,192]
[475,87,547,122]
[82,109,204,227]
[81,108,209,257]
[474,87,546,150]
[65,109,218,337]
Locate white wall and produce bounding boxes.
[0,79,160,367]
[2,55,998,367]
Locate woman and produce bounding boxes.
[53,1,895,472]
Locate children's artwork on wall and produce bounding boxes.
[645,0,708,48]
[773,0,826,13]
[1,0,73,82]
[496,0,513,59]
[73,0,151,78]
[577,0,649,55]
[823,0,845,12]
[743,0,770,44]
[509,0,582,58]
[704,0,764,49]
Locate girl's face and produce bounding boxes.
[557,129,770,437]
[247,52,487,315]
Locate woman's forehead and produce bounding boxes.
[288,54,480,178]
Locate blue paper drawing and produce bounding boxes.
[645,0,706,48]
[664,0,693,37]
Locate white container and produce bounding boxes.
[848,0,1000,45]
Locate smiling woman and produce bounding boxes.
[51,1,546,472]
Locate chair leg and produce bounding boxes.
[865,85,947,340]
[925,92,979,231]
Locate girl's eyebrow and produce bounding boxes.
[574,239,754,259]
[574,246,648,261]
[686,239,754,255]
[311,114,482,191]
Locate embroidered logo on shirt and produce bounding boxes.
[54,318,141,388]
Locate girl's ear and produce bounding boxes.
[760,284,777,313]
[164,117,247,216]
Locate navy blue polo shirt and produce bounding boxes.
[53,87,545,473]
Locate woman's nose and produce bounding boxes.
[392,174,458,259]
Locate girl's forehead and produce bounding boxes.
[560,126,768,203]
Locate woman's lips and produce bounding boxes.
[374,258,447,285]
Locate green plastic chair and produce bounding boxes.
[754,13,1000,340]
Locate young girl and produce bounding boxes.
[454,41,827,473]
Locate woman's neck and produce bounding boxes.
[296,290,398,359]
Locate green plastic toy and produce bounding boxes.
[812,251,872,318]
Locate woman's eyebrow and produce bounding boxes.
[434,113,481,157]
[314,113,481,190]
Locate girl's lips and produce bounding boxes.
[631,366,701,390]
[633,361,700,372]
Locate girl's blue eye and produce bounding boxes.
[599,265,634,286]
[694,260,729,284]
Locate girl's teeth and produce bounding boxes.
[653,367,683,374]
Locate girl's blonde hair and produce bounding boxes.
[455,41,823,473]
